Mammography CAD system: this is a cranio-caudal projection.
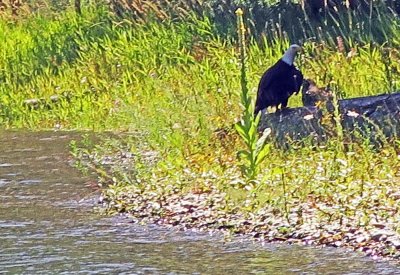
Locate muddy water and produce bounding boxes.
[0,131,399,274]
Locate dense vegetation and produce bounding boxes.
[2,0,400,259]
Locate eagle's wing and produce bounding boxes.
[254,63,282,115]
[257,63,281,96]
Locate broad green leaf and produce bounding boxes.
[256,144,271,165]
[237,149,251,160]
[254,112,261,125]
[234,122,247,139]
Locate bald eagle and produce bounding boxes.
[254,44,303,116]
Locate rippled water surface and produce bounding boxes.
[1,131,400,274]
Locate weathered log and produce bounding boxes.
[258,92,400,146]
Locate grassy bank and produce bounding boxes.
[2,3,400,260]
[70,133,400,259]
[2,6,400,131]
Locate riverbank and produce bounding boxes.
[2,2,400,264]
[71,134,400,262]
[3,132,398,273]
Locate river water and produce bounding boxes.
[0,131,399,274]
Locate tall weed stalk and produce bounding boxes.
[234,8,270,183]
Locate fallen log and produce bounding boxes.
[258,92,400,146]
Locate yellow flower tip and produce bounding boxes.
[235,8,243,16]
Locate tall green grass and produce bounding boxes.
[2,5,400,138]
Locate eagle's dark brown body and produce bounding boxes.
[254,59,303,115]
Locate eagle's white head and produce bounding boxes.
[281,44,302,66]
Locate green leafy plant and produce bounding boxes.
[234,8,271,183]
